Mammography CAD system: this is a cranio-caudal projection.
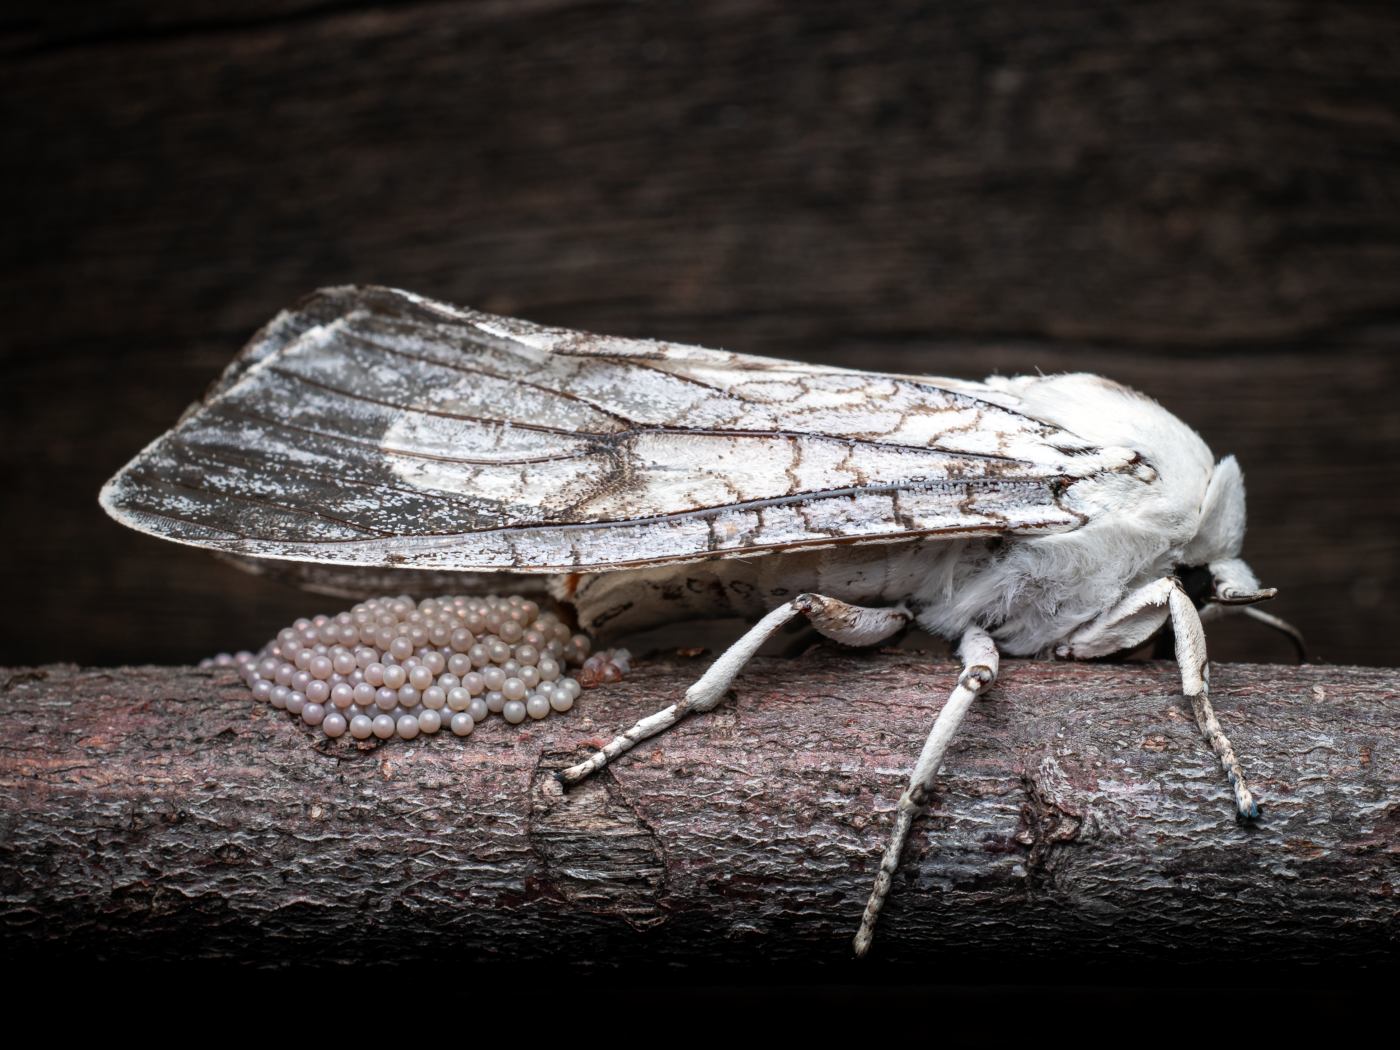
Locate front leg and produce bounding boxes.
[556,594,911,786]
[852,625,998,958]
[1167,582,1258,818]
[1060,577,1258,819]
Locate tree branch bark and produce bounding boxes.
[2,653,1397,967]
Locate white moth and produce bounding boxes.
[100,285,1294,956]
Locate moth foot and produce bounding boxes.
[556,757,602,787]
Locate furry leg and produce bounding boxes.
[1063,578,1258,819]
[852,625,998,959]
[1168,583,1258,819]
[557,595,911,787]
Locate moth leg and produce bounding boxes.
[853,625,997,959]
[1060,578,1258,820]
[556,594,911,787]
[1168,581,1258,819]
[1055,577,1175,660]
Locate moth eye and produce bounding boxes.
[1173,565,1215,608]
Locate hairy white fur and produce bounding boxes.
[943,373,1214,653]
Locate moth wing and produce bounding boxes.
[101,285,1108,573]
[211,551,555,603]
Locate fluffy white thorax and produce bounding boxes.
[911,373,1245,653]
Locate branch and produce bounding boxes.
[1,654,1396,968]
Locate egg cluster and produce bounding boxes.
[206,594,630,740]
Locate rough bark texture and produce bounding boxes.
[3,0,1400,671]
[3,654,1397,968]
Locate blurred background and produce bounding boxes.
[3,0,1398,668]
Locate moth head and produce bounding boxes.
[1176,455,1275,607]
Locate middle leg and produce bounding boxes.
[851,625,999,958]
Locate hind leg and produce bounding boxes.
[556,594,910,786]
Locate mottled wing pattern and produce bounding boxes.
[101,286,1109,572]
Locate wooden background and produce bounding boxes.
[3,0,1399,668]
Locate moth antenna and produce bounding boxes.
[1241,606,1307,664]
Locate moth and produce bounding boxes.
[100,285,1298,956]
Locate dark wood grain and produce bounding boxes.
[2,1,1398,667]
[3,654,1396,968]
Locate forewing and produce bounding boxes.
[101,286,1108,572]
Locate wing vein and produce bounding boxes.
[362,338,637,428]
[264,366,616,437]
[219,404,595,467]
